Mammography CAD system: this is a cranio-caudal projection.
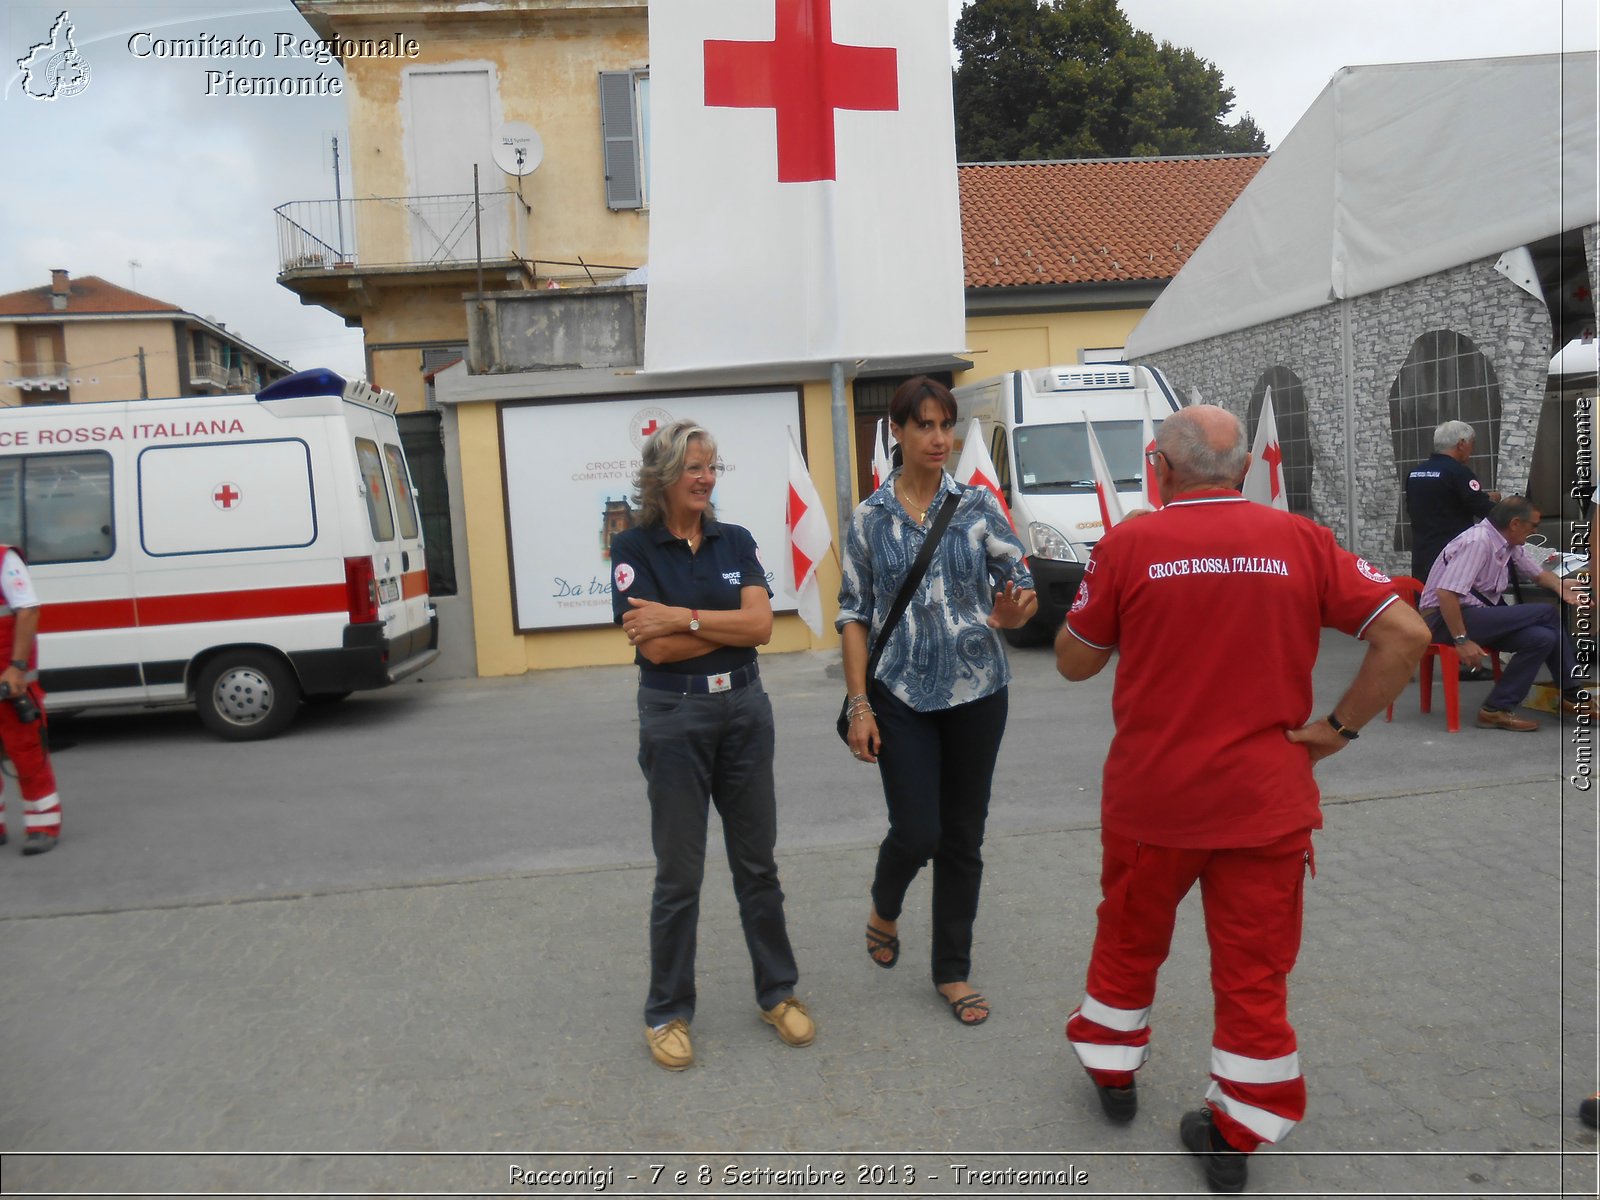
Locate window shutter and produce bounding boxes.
[599,71,642,210]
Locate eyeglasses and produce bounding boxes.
[1144,449,1167,467]
[683,462,726,479]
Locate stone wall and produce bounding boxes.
[1137,243,1578,573]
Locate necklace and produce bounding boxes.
[897,479,938,524]
[667,523,701,549]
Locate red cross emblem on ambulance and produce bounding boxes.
[212,482,242,510]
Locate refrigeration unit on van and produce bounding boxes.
[0,368,438,739]
[952,362,1181,644]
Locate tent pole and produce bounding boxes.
[1341,299,1358,550]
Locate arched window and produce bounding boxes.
[1387,331,1502,554]
[1248,369,1312,516]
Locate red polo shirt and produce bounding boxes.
[1065,491,1398,848]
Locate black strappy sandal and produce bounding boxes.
[941,990,990,1026]
[865,923,900,969]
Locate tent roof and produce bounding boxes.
[1125,52,1599,359]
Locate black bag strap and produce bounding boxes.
[864,488,961,685]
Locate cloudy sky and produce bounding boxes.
[3,0,1595,391]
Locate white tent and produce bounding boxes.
[1126,52,1599,359]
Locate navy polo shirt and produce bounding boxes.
[610,518,772,674]
[1405,452,1495,576]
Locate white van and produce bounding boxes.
[952,362,1181,643]
[0,368,438,739]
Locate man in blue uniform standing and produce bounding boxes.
[1405,419,1500,583]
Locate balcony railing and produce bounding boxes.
[1,361,70,391]
[274,192,527,274]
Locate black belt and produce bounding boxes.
[639,662,759,695]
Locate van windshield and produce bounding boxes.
[1014,420,1146,494]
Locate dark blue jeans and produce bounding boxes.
[636,679,797,1026]
[1427,603,1580,710]
[869,684,1009,985]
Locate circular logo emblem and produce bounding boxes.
[211,482,243,510]
[1070,580,1090,612]
[629,408,675,453]
[1355,558,1391,585]
[613,562,635,592]
[1469,479,1481,492]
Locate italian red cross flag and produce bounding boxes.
[1084,414,1126,532]
[644,0,966,372]
[954,418,1015,530]
[1140,394,1163,509]
[1241,386,1290,510]
[786,426,832,636]
[871,418,894,491]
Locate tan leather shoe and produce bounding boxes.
[760,997,815,1047]
[645,1018,693,1071]
[1561,693,1598,718]
[1477,707,1538,732]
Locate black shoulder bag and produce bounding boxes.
[836,490,961,742]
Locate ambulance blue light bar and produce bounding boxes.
[257,369,398,413]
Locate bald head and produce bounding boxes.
[1155,404,1249,492]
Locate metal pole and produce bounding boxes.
[1340,298,1357,549]
[137,347,148,400]
[332,136,346,261]
[474,165,484,300]
[831,361,853,540]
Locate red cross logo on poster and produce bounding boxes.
[212,483,241,510]
[704,0,899,183]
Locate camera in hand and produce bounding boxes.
[9,682,38,724]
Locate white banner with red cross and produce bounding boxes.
[644,0,966,373]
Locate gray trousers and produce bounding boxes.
[636,679,798,1026]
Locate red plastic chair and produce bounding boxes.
[1385,575,1501,733]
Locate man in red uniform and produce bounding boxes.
[1055,406,1427,1193]
[0,545,62,855]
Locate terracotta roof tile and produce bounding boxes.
[959,155,1267,291]
[0,275,183,317]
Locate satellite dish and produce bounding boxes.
[493,122,544,176]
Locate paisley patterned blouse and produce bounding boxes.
[836,470,1033,712]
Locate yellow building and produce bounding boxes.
[276,1,1262,678]
[0,270,290,407]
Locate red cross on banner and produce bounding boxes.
[1261,440,1284,501]
[1242,389,1290,511]
[704,0,899,183]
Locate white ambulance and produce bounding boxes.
[952,362,1181,644]
[0,368,438,739]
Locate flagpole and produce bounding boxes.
[831,359,853,544]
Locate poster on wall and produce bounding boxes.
[500,389,805,631]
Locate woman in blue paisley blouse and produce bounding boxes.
[838,377,1038,1026]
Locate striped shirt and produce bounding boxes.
[1419,520,1542,610]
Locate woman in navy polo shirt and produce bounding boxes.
[611,419,812,1071]
[839,377,1037,1026]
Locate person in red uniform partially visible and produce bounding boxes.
[0,545,61,855]
[1054,406,1427,1194]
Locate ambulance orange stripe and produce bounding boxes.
[402,568,429,600]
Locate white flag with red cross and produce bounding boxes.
[871,418,894,491]
[644,0,966,372]
[786,425,832,636]
[1084,414,1126,532]
[1139,394,1162,510]
[954,418,1015,530]
[1242,387,1290,510]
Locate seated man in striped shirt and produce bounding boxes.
[1418,495,1592,731]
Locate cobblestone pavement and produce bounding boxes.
[0,643,1596,1197]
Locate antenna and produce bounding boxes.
[129,259,141,288]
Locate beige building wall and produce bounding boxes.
[958,308,1147,384]
[60,319,184,401]
[364,290,475,412]
[334,5,649,277]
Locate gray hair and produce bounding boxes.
[1486,495,1535,531]
[1433,420,1475,452]
[1155,405,1249,489]
[633,419,718,528]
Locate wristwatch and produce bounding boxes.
[1325,711,1359,740]
[1452,633,1468,644]
[8,659,24,671]
[688,609,700,632]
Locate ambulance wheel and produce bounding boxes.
[196,652,301,741]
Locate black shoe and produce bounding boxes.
[1095,1080,1137,1123]
[22,831,56,856]
[1179,1107,1248,1194]
[1581,1095,1599,1129]
[0,830,6,847]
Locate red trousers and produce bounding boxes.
[0,689,60,839]
[1066,827,1313,1153]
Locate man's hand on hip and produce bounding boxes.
[1285,718,1348,763]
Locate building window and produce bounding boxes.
[397,411,457,596]
[599,69,650,210]
[1387,330,1502,554]
[1247,369,1313,517]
